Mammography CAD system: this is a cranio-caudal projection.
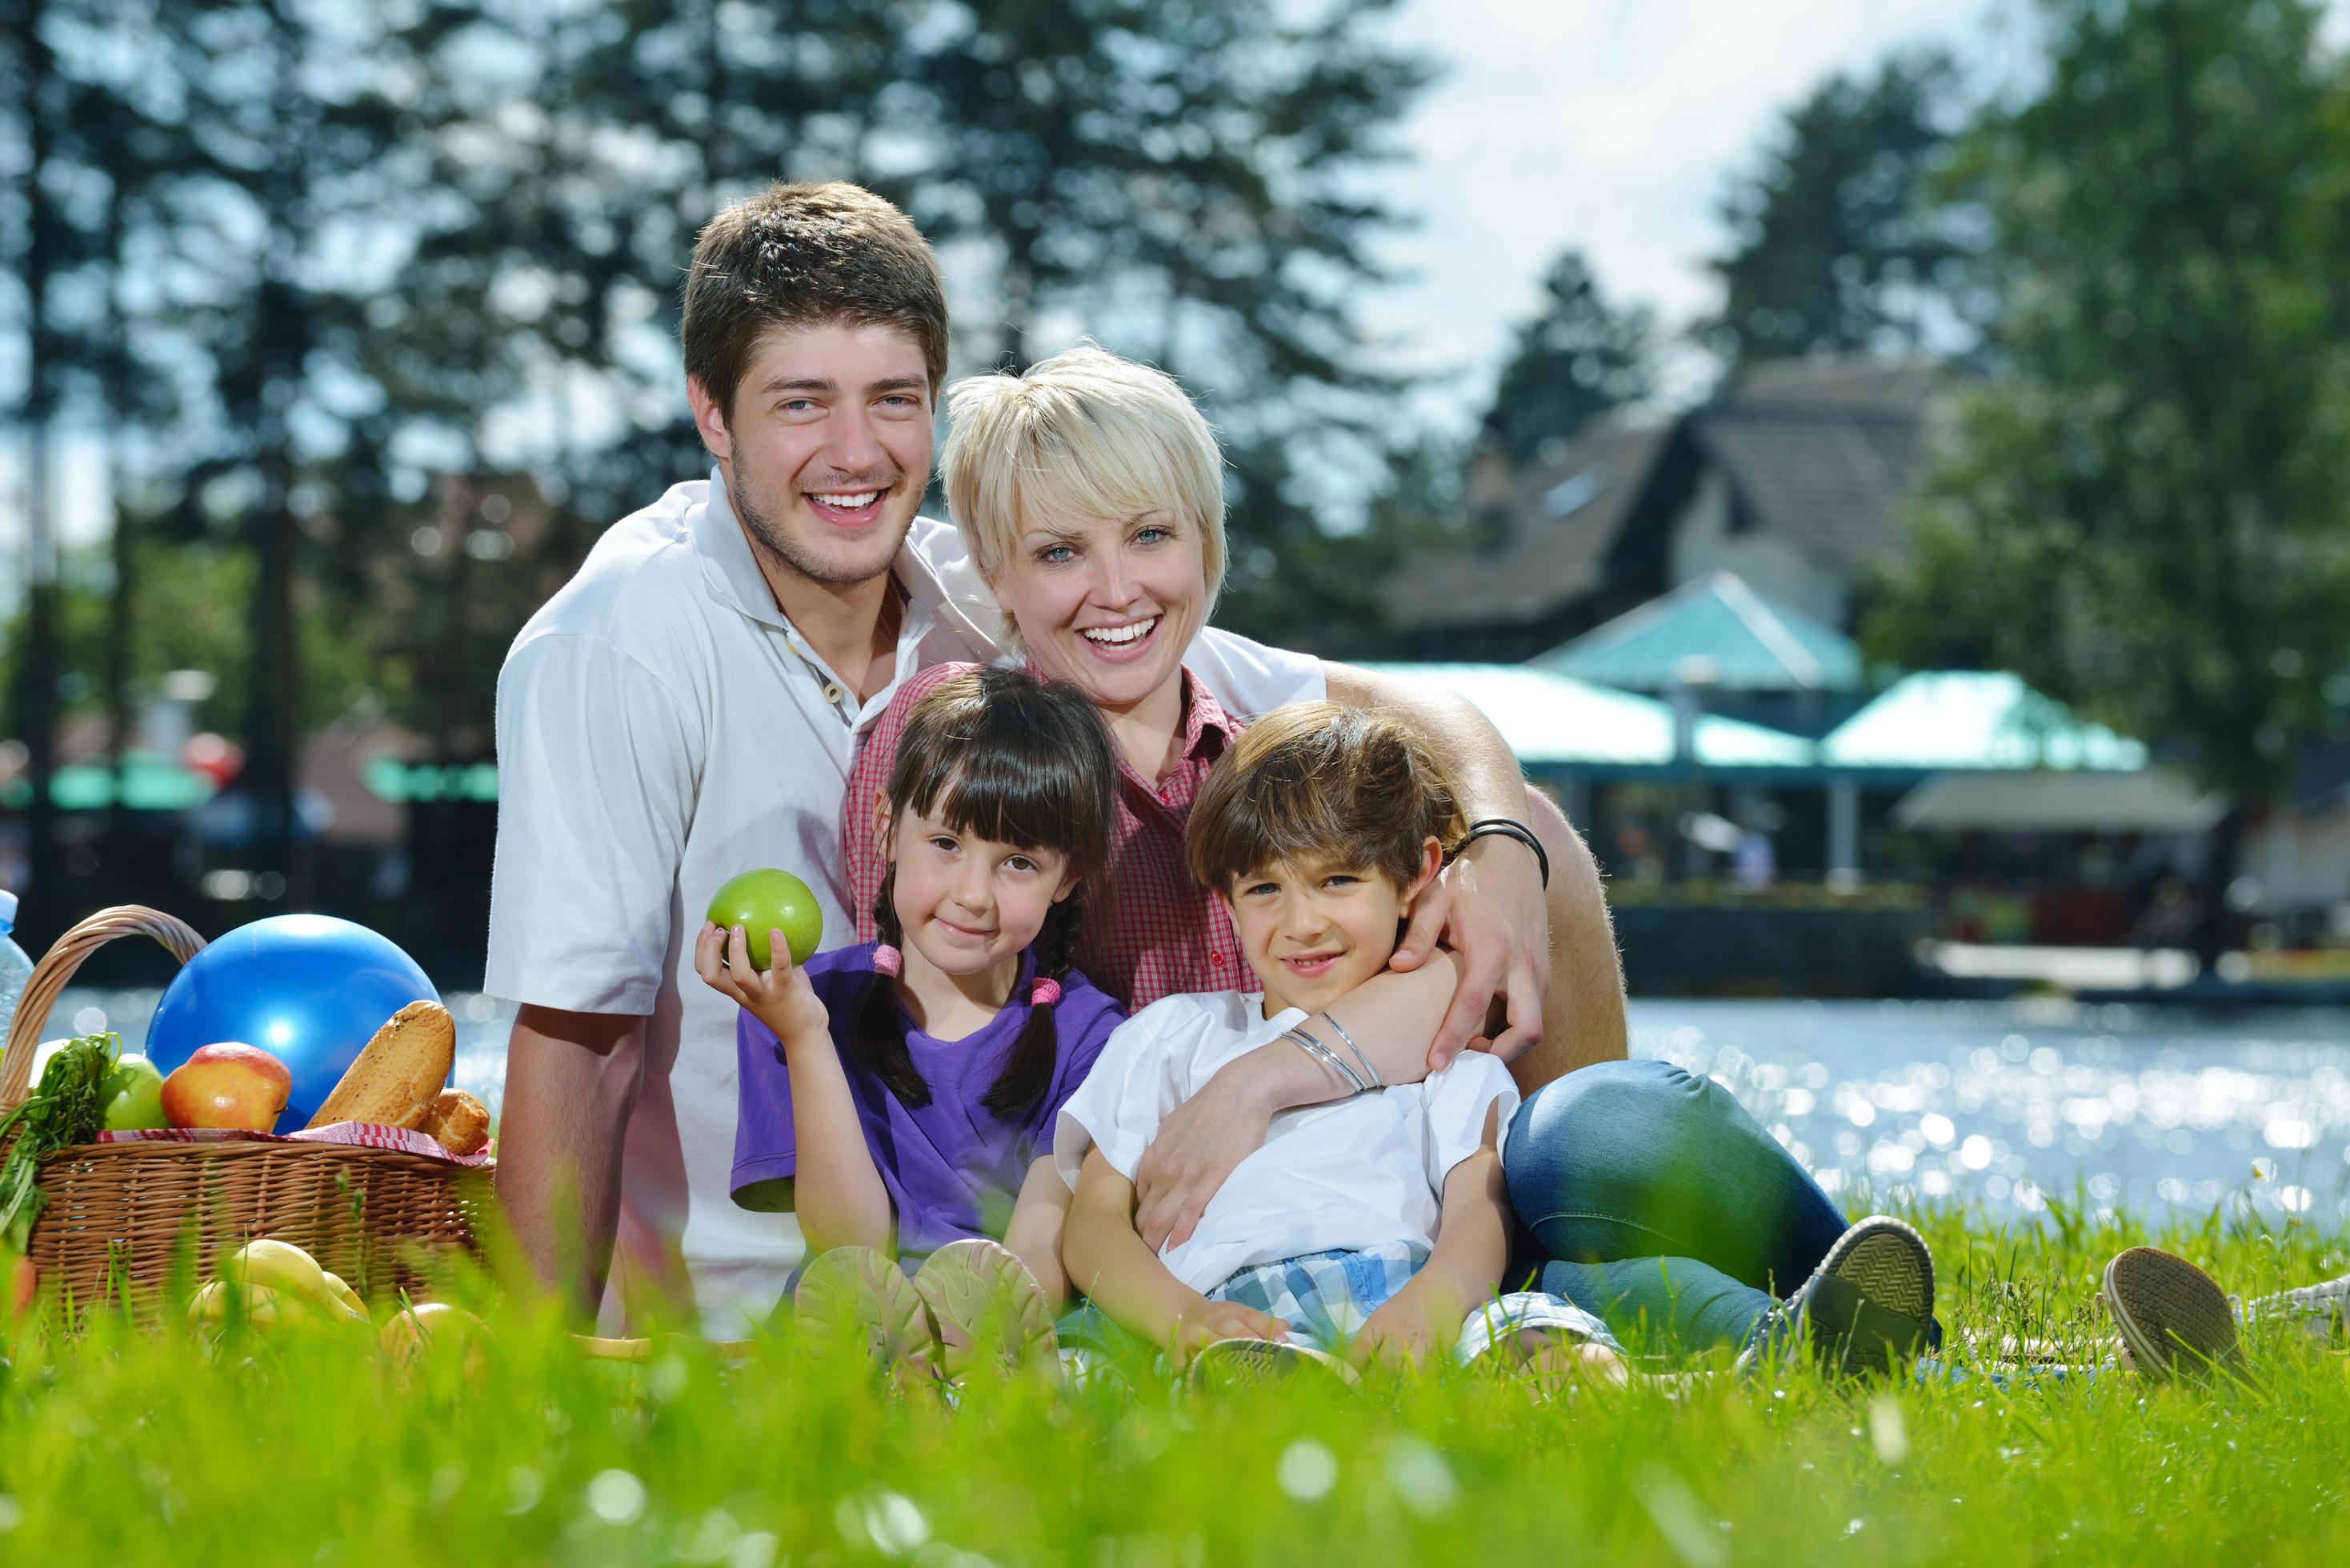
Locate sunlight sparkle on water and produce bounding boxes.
[1631,998,2350,1222]
[41,987,2350,1223]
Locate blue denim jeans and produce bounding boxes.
[1503,1058,1854,1355]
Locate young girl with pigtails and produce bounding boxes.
[696,666,1128,1380]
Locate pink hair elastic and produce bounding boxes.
[1029,978,1063,1007]
[871,944,903,977]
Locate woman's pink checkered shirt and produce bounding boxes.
[843,661,1245,1009]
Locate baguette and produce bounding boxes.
[417,1088,490,1155]
[306,1000,454,1130]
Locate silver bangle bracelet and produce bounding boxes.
[1317,1010,1381,1090]
[1283,1026,1367,1095]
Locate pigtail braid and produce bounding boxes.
[851,869,934,1109]
[981,893,1082,1123]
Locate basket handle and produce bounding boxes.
[0,906,207,1110]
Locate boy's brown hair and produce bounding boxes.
[682,182,949,421]
[1184,702,1466,894]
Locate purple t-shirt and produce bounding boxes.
[731,941,1126,1260]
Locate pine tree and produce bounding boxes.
[1703,50,1970,371]
[1482,250,1652,468]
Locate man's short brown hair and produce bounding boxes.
[1184,702,1466,894]
[682,182,949,420]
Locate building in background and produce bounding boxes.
[1386,355,1944,659]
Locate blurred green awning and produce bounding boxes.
[1357,662,1816,771]
[363,758,499,802]
[0,751,217,812]
[1535,571,1865,692]
[1820,672,2148,772]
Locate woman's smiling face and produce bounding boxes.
[991,508,1207,714]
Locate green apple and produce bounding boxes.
[102,1053,169,1131]
[706,868,823,970]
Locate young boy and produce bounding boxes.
[1055,703,1619,1377]
[1058,701,1941,1382]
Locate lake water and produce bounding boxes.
[46,990,2350,1227]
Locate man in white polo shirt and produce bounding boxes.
[487,182,1625,1334]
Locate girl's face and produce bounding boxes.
[878,794,1077,979]
[1219,838,1443,1018]
[989,507,1208,715]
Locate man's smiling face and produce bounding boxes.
[690,319,935,588]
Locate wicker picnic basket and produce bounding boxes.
[0,906,492,1322]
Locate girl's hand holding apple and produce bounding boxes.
[695,921,831,1047]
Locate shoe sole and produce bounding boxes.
[1186,1337,1360,1390]
[2104,1246,2241,1381]
[794,1246,938,1382]
[911,1238,1057,1378]
[1812,1216,1935,1377]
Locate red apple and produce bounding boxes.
[161,1042,294,1132]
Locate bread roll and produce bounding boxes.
[417,1088,490,1155]
[305,1001,454,1130]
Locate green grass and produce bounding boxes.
[1,1202,2345,1565]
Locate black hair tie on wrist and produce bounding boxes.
[1452,818,1550,889]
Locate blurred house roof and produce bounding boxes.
[1379,354,1949,661]
[1358,662,1815,771]
[1383,419,1676,631]
[1534,570,1864,693]
[1820,672,2147,773]
[1690,357,1942,578]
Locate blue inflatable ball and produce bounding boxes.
[145,914,439,1132]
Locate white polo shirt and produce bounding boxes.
[485,470,1324,1332]
[1054,990,1519,1296]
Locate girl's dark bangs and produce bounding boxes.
[913,734,1089,858]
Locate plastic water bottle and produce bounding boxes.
[0,890,35,1052]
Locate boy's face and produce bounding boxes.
[1220,839,1442,1018]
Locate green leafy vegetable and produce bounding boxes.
[0,1032,122,1251]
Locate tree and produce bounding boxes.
[1869,0,2350,953]
[2,0,180,932]
[907,0,1433,549]
[1212,433,1456,661]
[1481,249,1651,467]
[120,0,428,892]
[6,0,67,933]
[1703,50,1971,372]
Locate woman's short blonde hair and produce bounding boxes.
[942,346,1227,606]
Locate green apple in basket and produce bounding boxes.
[101,1052,169,1132]
[30,1035,165,1130]
[706,869,823,971]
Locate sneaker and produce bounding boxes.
[910,1238,1058,1378]
[2103,1247,2241,1380]
[2238,1271,2350,1342]
[1184,1337,1359,1390]
[793,1246,939,1384]
[1739,1216,1936,1378]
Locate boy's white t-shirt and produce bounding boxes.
[1055,990,1521,1296]
[483,471,1325,1332]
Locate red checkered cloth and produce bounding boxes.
[844,661,1247,1009]
[94,1123,494,1167]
